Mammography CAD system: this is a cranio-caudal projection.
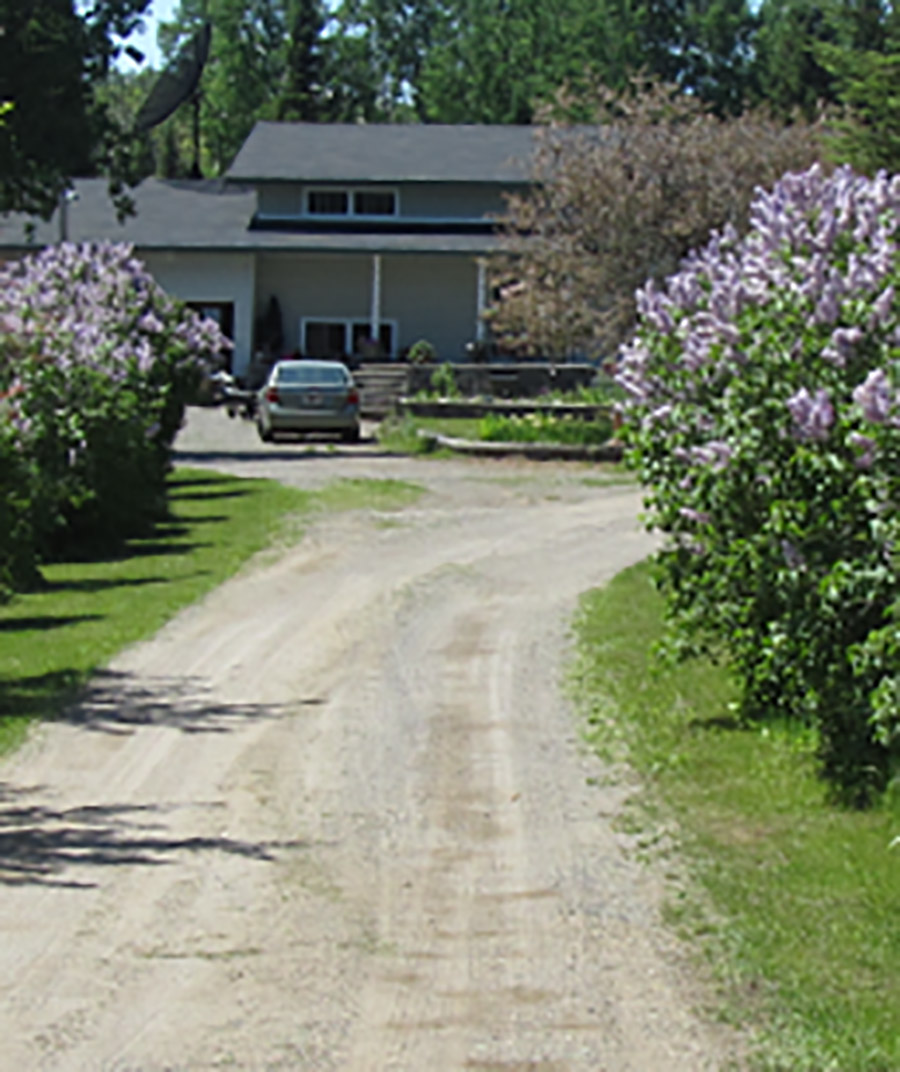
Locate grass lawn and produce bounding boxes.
[375,414,483,453]
[571,560,900,1071]
[0,467,421,756]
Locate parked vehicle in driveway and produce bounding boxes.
[256,359,361,443]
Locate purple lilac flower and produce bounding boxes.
[822,325,864,366]
[138,311,165,335]
[646,403,673,425]
[635,279,675,334]
[848,431,876,469]
[787,387,834,441]
[690,440,733,470]
[679,506,711,524]
[853,369,892,424]
[869,285,895,329]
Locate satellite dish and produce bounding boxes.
[134,22,211,132]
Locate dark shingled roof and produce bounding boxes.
[0,179,256,251]
[0,178,507,255]
[226,122,538,183]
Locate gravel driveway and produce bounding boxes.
[0,408,738,1070]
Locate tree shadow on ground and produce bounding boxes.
[168,488,252,502]
[40,576,169,594]
[167,473,247,490]
[61,668,325,736]
[0,785,308,888]
[0,669,85,719]
[174,444,400,465]
[0,614,104,633]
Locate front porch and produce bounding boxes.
[253,250,491,372]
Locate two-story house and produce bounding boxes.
[0,123,538,380]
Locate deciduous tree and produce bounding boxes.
[489,79,823,358]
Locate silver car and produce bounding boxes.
[256,360,361,443]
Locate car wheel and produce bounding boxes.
[257,422,273,443]
[342,426,361,443]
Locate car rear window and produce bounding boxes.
[276,363,349,386]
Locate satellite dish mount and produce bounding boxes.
[134,21,212,178]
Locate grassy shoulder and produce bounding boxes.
[571,560,900,1071]
[0,467,421,756]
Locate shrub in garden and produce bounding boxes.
[428,362,460,399]
[408,338,437,364]
[617,164,900,805]
[0,241,229,569]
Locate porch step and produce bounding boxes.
[354,363,410,419]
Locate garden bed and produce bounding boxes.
[398,398,612,420]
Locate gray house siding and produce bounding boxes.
[383,255,481,360]
[397,183,519,220]
[256,252,371,355]
[142,251,257,377]
[256,251,482,364]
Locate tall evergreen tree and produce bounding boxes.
[679,0,759,114]
[277,0,329,121]
[820,5,900,173]
[752,0,894,118]
[329,0,451,121]
[419,0,590,123]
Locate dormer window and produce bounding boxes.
[307,190,348,215]
[305,187,398,218]
[353,190,395,216]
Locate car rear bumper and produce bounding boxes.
[262,406,360,434]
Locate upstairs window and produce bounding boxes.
[353,190,396,216]
[307,190,349,215]
[305,187,397,218]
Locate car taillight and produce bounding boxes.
[265,386,280,403]
[347,387,360,406]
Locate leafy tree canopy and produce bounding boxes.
[0,0,150,217]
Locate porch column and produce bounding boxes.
[370,254,382,342]
[475,257,487,342]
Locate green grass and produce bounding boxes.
[0,468,422,755]
[571,560,900,1071]
[375,414,482,453]
[377,413,620,455]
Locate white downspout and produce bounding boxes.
[370,254,382,347]
[475,257,487,343]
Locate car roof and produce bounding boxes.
[272,359,350,372]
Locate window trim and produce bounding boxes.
[304,185,399,219]
[301,317,397,358]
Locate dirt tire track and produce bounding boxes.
[0,409,739,1070]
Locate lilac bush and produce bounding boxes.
[617,164,900,804]
[0,242,229,572]
[0,385,37,598]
